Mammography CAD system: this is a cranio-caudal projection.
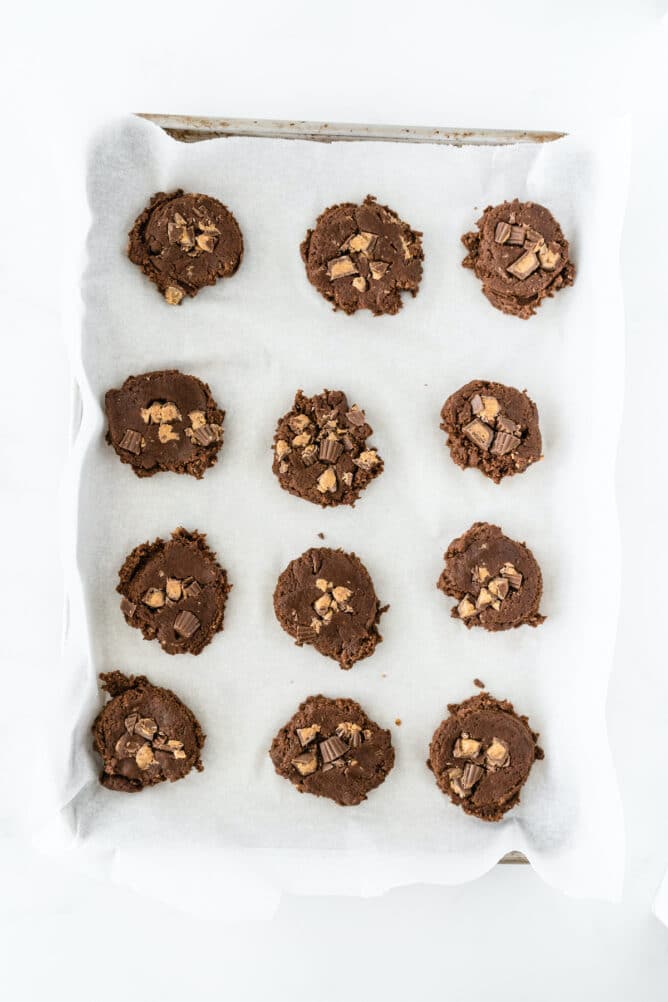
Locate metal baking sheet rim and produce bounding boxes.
[137,112,549,867]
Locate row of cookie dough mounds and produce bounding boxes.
[127,190,573,319]
[112,526,544,661]
[106,373,542,488]
[92,681,543,821]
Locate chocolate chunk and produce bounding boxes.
[490,431,521,456]
[463,419,494,451]
[118,429,143,455]
[319,735,349,764]
[173,610,200,639]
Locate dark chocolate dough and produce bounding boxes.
[273,547,387,669]
[462,199,575,318]
[92,671,205,793]
[437,522,545,631]
[127,190,243,304]
[105,369,224,479]
[427,691,543,821]
[272,389,383,507]
[301,195,423,315]
[117,528,231,655]
[270,694,395,806]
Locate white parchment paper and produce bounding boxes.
[47,116,628,915]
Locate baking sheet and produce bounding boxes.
[49,115,628,912]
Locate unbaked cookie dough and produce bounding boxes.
[272,389,383,507]
[301,195,423,315]
[105,369,224,479]
[273,547,387,669]
[427,691,543,821]
[437,522,545,631]
[118,528,231,655]
[462,199,575,318]
[92,671,205,793]
[270,694,395,806]
[440,379,542,483]
[127,190,243,304]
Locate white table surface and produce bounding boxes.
[2,2,668,998]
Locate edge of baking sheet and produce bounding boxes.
[137,113,563,865]
[138,113,564,148]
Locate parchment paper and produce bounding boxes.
[47,116,628,915]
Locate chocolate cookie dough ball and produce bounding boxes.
[427,691,543,821]
[92,671,205,793]
[462,199,575,318]
[127,190,243,304]
[437,522,545,631]
[272,389,383,507]
[273,547,387,669]
[270,695,395,806]
[118,528,231,656]
[440,379,542,483]
[301,195,423,316]
[105,370,224,479]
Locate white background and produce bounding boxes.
[2,1,668,999]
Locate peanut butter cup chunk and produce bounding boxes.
[127,190,243,303]
[105,369,224,479]
[301,195,423,315]
[270,695,394,806]
[437,522,545,631]
[92,671,205,793]
[272,388,383,507]
[427,691,543,821]
[273,547,387,669]
[440,379,542,483]
[117,528,231,655]
[462,199,575,318]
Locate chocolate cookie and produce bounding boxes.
[437,522,545,631]
[273,548,386,669]
[105,370,224,479]
[427,691,543,821]
[92,671,205,793]
[118,528,231,655]
[272,389,383,507]
[440,380,542,483]
[301,195,423,316]
[462,199,575,318]
[127,190,243,304]
[269,695,395,806]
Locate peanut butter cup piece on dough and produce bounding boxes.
[437,522,545,631]
[270,694,395,806]
[118,528,231,655]
[272,388,383,507]
[301,195,423,315]
[127,190,243,304]
[440,379,542,483]
[273,547,387,669]
[427,691,543,821]
[105,369,224,479]
[462,199,575,318]
[92,671,205,793]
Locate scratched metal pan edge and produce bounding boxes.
[137,111,545,865]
